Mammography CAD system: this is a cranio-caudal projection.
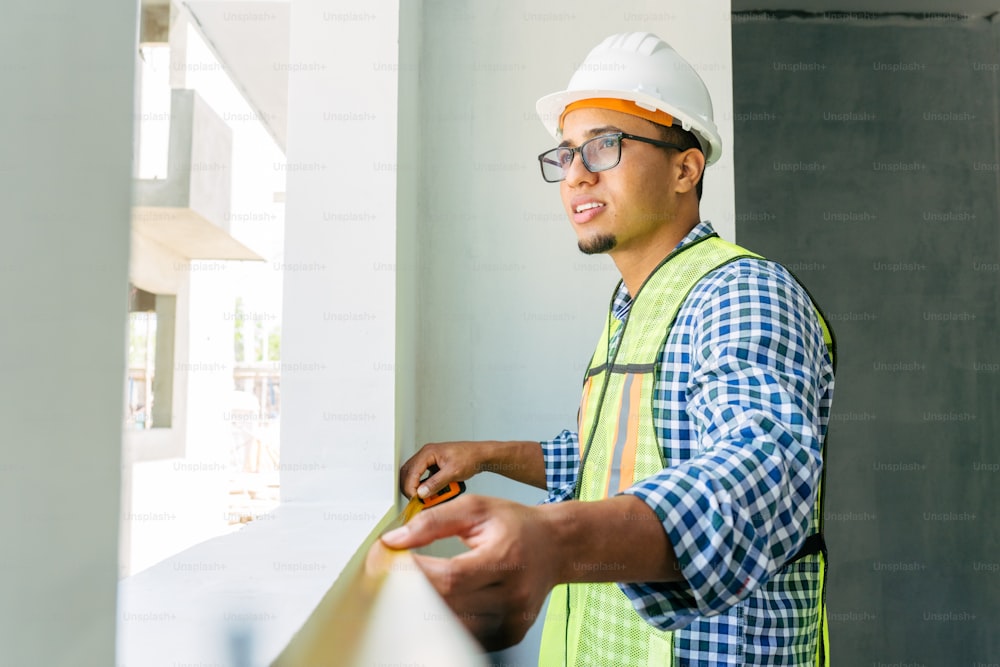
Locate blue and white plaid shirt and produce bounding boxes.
[541,221,835,666]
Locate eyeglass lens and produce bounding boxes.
[539,133,622,183]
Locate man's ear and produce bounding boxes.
[674,149,706,196]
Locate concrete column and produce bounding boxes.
[280,0,400,504]
[0,1,138,664]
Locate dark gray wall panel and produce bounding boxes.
[733,14,999,665]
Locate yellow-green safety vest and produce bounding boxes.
[538,234,834,667]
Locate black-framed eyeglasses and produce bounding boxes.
[537,132,686,183]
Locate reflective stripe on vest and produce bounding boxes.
[539,234,833,667]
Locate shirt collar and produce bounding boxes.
[611,220,718,321]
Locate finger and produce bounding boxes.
[416,470,452,499]
[425,589,505,647]
[410,551,498,596]
[420,578,529,654]
[399,451,437,499]
[380,495,481,550]
[398,456,418,498]
[409,555,513,650]
[363,536,395,576]
[446,585,535,653]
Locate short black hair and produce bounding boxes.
[656,123,704,201]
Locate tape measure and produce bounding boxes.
[417,465,466,510]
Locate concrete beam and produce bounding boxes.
[141,2,170,43]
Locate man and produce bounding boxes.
[382,32,835,666]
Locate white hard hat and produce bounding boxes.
[536,32,722,165]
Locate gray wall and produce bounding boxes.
[0,1,137,665]
[732,12,999,664]
[402,0,735,471]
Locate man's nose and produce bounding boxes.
[563,152,597,187]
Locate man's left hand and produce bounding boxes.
[379,494,556,651]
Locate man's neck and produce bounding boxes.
[613,218,701,296]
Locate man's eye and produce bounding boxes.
[598,136,618,150]
[557,150,574,166]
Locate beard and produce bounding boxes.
[578,233,617,255]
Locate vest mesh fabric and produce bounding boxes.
[542,237,768,666]
[540,235,832,666]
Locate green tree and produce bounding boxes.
[233,297,245,362]
[254,320,264,361]
[268,326,281,361]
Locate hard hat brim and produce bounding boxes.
[536,88,722,165]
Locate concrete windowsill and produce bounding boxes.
[116,500,392,667]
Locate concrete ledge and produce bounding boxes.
[133,206,263,261]
[116,500,391,666]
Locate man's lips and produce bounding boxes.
[570,197,606,224]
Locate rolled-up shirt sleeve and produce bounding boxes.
[618,261,833,630]
[540,428,580,504]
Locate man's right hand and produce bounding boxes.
[399,440,548,499]
[399,441,484,500]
